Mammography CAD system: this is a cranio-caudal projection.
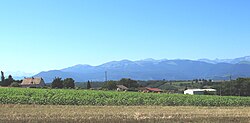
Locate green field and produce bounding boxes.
[1,87,250,106]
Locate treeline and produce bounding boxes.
[99,78,250,96]
[0,71,22,87]
[50,78,139,90]
[215,78,250,96]
[102,78,139,90]
[51,77,75,89]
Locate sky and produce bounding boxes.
[0,0,250,73]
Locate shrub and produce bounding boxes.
[10,82,20,87]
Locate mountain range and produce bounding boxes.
[32,56,250,82]
[5,71,35,80]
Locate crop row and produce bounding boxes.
[0,88,250,106]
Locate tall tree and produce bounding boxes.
[1,71,5,82]
[51,77,63,89]
[1,74,14,87]
[5,75,14,86]
[87,80,91,89]
[63,78,75,89]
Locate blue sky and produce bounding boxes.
[0,0,250,73]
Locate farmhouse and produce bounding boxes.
[21,77,46,88]
[139,87,163,93]
[184,89,217,95]
[116,85,128,91]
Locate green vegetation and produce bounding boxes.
[86,80,91,89]
[138,80,210,93]
[1,87,250,106]
[10,82,20,87]
[0,71,21,87]
[75,79,214,93]
[51,77,64,88]
[75,82,104,89]
[102,80,117,90]
[63,78,75,89]
[118,78,139,88]
[215,78,250,96]
[1,71,5,83]
[52,77,75,89]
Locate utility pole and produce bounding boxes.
[229,75,232,96]
[220,82,222,96]
[105,71,108,82]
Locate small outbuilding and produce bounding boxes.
[184,89,217,95]
[116,85,128,91]
[21,77,46,88]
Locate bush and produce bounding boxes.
[10,82,20,87]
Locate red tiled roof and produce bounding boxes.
[145,87,162,92]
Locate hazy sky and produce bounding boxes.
[0,0,250,73]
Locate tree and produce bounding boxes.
[118,78,139,88]
[219,78,250,96]
[0,71,5,86]
[87,80,91,89]
[1,75,13,86]
[7,75,14,86]
[51,77,63,89]
[1,71,4,82]
[63,78,75,89]
[102,80,117,90]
